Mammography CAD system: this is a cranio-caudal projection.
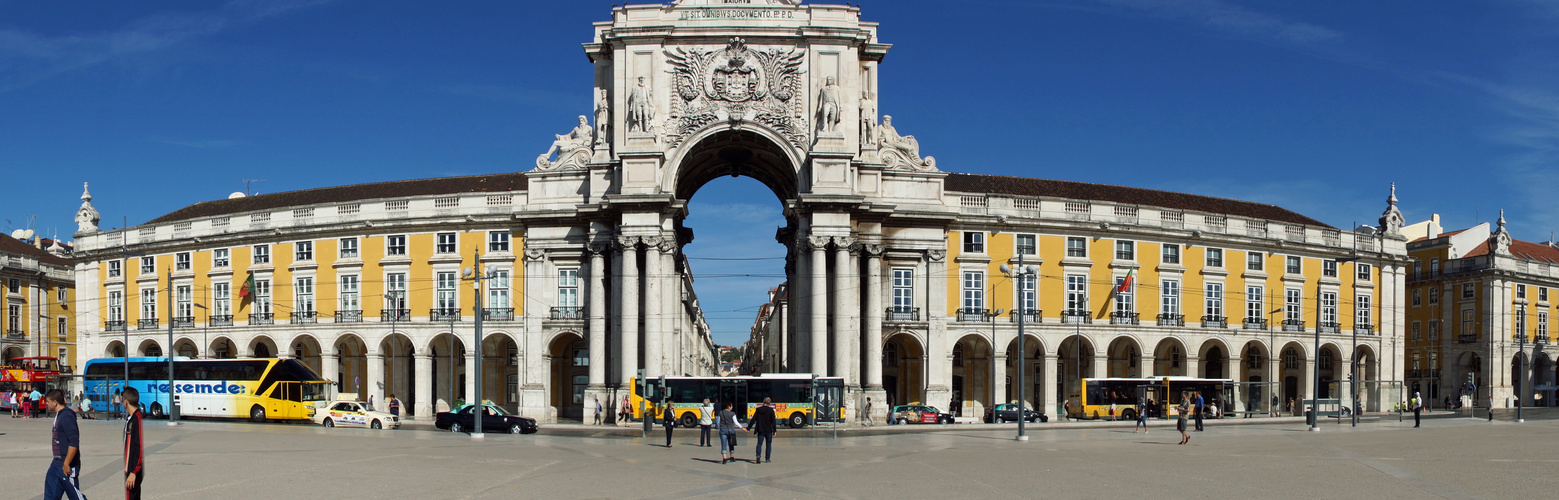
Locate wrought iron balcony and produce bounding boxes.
[550,307,583,320]
[335,310,363,323]
[1157,313,1184,327]
[484,308,515,321]
[957,308,990,322]
[209,315,233,327]
[1110,311,1139,325]
[1282,319,1307,332]
[1201,315,1227,328]
[430,308,461,322]
[1457,334,1479,344]
[249,313,274,325]
[5,329,24,339]
[104,320,127,332]
[886,307,921,322]
[1243,318,1268,330]
[381,309,410,322]
[172,316,196,329]
[290,311,318,324]
[1356,324,1375,335]
[1061,311,1092,324]
[1009,310,1041,323]
[1318,322,1341,334]
[137,318,160,330]
[1538,335,1550,345]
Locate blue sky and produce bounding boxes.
[3,1,1558,345]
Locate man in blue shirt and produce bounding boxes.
[1193,392,1205,432]
[43,389,87,500]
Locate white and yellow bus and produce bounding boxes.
[627,374,845,428]
[83,357,331,422]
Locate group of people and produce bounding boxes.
[8,388,45,418]
[654,397,780,464]
[38,387,146,500]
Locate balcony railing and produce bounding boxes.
[1157,313,1184,327]
[1243,318,1268,330]
[249,313,274,325]
[1110,311,1139,325]
[1201,315,1227,328]
[430,308,461,322]
[1538,335,1550,345]
[291,311,318,324]
[137,318,160,330]
[1356,324,1375,335]
[1318,322,1341,334]
[5,330,24,339]
[1282,319,1307,332]
[957,308,991,322]
[381,309,410,322]
[1010,310,1041,323]
[886,307,921,322]
[550,307,583,320]
[484,308,515,321]
[335,310,363,323]
[172,316,196,329]
[105,320,127,332]
[1457,334,1479,344]
[209,315,233,327]
[1061,311,1092,324]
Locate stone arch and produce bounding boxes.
[1198,338,1231,379]
[1533,352,1554,407]
[103,340,125,358]
[882,331,925,409]
[667,126,804,202]
[247,335,278,359]
[949,333,993,417]
[2,346,26,363]
[1512,352,1527,406]
[1151,337,1187,377]
[1240,339,1270,383]
[287,334,324,375]
[1352,344,1377,381]
[1058,334,1097,405]
[1317,343,1343,398]
[172,336,201,359]
[548,331,587,421]
[482,331,522,411]
[1279,341,1308,407]
[207,336,237,359]
[377,331,416,413]
[1106,335,1143,378]
[136,338,163,357]
[332,333,370,398]
[428,332,468,409]
[1003,333,1045,409]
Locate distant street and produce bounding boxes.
[3,412,1556,499]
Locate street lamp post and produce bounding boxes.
[1515,328,1525,423]
[165,268,178,424]
[385,291,403,416]
[462,251,496,438]
[1000,258,1038,442]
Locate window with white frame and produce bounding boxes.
[387,235,407,256]
[1320,291,1338,324]
[58,347,68,365]
[386,273,407,311]
[140,288,157,320]
[253,245,270,264]
[1115,240,1135,261]
[1323,260,1338,278]
[1247,252,1263,271]
[1161,280,1180,315]
[1462,284,1475,299]
[1356,263,1372,280]
[1115,276,1134,313]
[1542,287,1551,303]
[253,280,271,315]
[1540,311,1549,336]
[962,271,984,312]
[1162,244,1180,265]
[213,283,230,317]
[1413,289,1421,307]
[891,269,914,311]
[6,279,16,294]
[6,304,18,333]
[1461,309,1474,336]
[175,252,191,271]
[339,238,359,258]
[1356,294,1372,328]
[1428,287,1438,305]
[1412,322,1422,340]
[339,276,359,311]
[1285,288,1302,321]
[1205,248,1223,268]
[1017,273,1036,314]
[295,241,313,261]
[489,231,510,252]
[558,268,580,310]
[1428,321,1439,339]
[1430,258,1440,276]
[108,260,121,278]
[213,248,230,268]
[176,285,192,319]
[436,272,457,311]
[1517,284,1527,300]
[1066,237,1087,258]
[962,232,985,253]
[1515,306,1526,337]
[295,277,314,313]
[57,318,67,338]
[1205,283,1223,318]
[57,286,66,303]
[1246,286,1264,322]
[1412,260,1421,279]
[1065,275,1088,315]
[489,271,510,309]
[1015,234,1036,256]
[436,233,457,254]
[140,256,155,274]
[1285,256,1301,274]
[108,291,124,322]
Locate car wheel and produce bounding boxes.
[510,424,524,434]
[149,403,164,419]
[679,413,697,428]
[451,422,464,433]
[787,412,806,428]
[250,405,266,423]
[323,418,334,428]
[1122,409,1138,422]
[371,419,382,430]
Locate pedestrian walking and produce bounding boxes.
[79,394,92,420]
[43,389,86,500]
[698,399,714,446]
[24,393,33,418]
[593,398,603,425]
[368,395,375,411]
[1176,393,1191,445]
[662,403,676,447]
[1134,398,1148,433]
[864,397,874,426]
[1270,395,1279,417]
[1062,400,1072,422]
[1193,391,1205,431]
[123,387,145,500]
[619,395,632,427]
[388,394,401,419]
[1412,391,1422,428]
[748,397,777,464]
[31,388,44,417]
[717,401,742,464]
[9,391,18,417]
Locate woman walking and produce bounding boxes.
[1134,398,1148,433]
[662,403,677,447]
[1176,393,1191,445]
[717,402,743,464]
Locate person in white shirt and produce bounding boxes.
[698,399,715,447]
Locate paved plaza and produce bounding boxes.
[4,413,1558,499]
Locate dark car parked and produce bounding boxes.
[983,403,1048,423]
[435,403,539,434]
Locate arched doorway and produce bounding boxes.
[378,332,415,414]
[1279,341,1307,409]
[137,339,162,357]
[290,334,323,375]
[2,346,24,364]
[548,332,587,421]
[173,337,200,359]
[1107,336,1141,378]
[1534,353,1554,407]
[949,334,992,417]
[1057,335,1095,406]
[1241,341,1268,382]
[104,341,125,358]
[208,337,236,359]
[1512,352,1526,407]
[1152,338,1186,376]
[1005,334,1044,410]
[483,333,520,412]
[882,332,924,409]
[249,335,277,359]
[1318,344,1341,398]
[1200,340,1228,379]
[428,332,466,410]
[333,334,369,398]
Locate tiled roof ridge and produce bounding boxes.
[943,172,1330,228]
[0,232,72,267]
[143,172,528,226]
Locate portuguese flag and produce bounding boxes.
[238,272,256,301]
[1117,267,1136,294]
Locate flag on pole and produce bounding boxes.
[1117,267,1136,294]
[238,272,255,301]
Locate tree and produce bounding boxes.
[721,347,744,363]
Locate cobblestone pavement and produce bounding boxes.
[2,413,1554,499]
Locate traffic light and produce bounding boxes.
[1467,373,1476,389]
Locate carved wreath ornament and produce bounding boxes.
[664,38,808,148]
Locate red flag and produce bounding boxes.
[1117,267,1136,294]
[238,272,255,300]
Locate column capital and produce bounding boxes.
[587,241,610,255]
[862,243,886,257]
[832,235,858,249]
[926,249,946,262]
[806,235,832,251]
[614,235,641,251]
[524,248,547,262]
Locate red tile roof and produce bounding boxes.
[1460,233,1559,263]
[943,173,1330,228]
[0,233,72,267]
[145,173,529,225]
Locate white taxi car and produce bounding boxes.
[313,400,400,429]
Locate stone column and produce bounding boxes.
[321,347,340,393]
[1185,355,1200,379]
[1092,354,1108,379]
[414,352,433,420]
[1042,354,1058,414]
[618,236,640,386]
[832,237,854,382]
[864,244,884,389]
[810,236,830,375]
[644,237,664,379]
[587,244,608,389]
[789,243,806,372]
[993,352,1008,406]
[367,352,385,410]
[465,350,477,404]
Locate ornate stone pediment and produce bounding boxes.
[664,37,808,148]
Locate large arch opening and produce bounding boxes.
[949,333,993,417]
[548,332,587,421]
[1004,334,1044,410]
[882,332,924,409]
[1106,336,1141,378]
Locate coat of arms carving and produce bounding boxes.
[665,38,807,148]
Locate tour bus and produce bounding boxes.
[82,357,332,422]
[627,374,844,428]
[2,356,63,393]
[1072,376,1234,420]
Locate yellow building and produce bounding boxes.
[1404,212,1558,409]
[1,233,76,373]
